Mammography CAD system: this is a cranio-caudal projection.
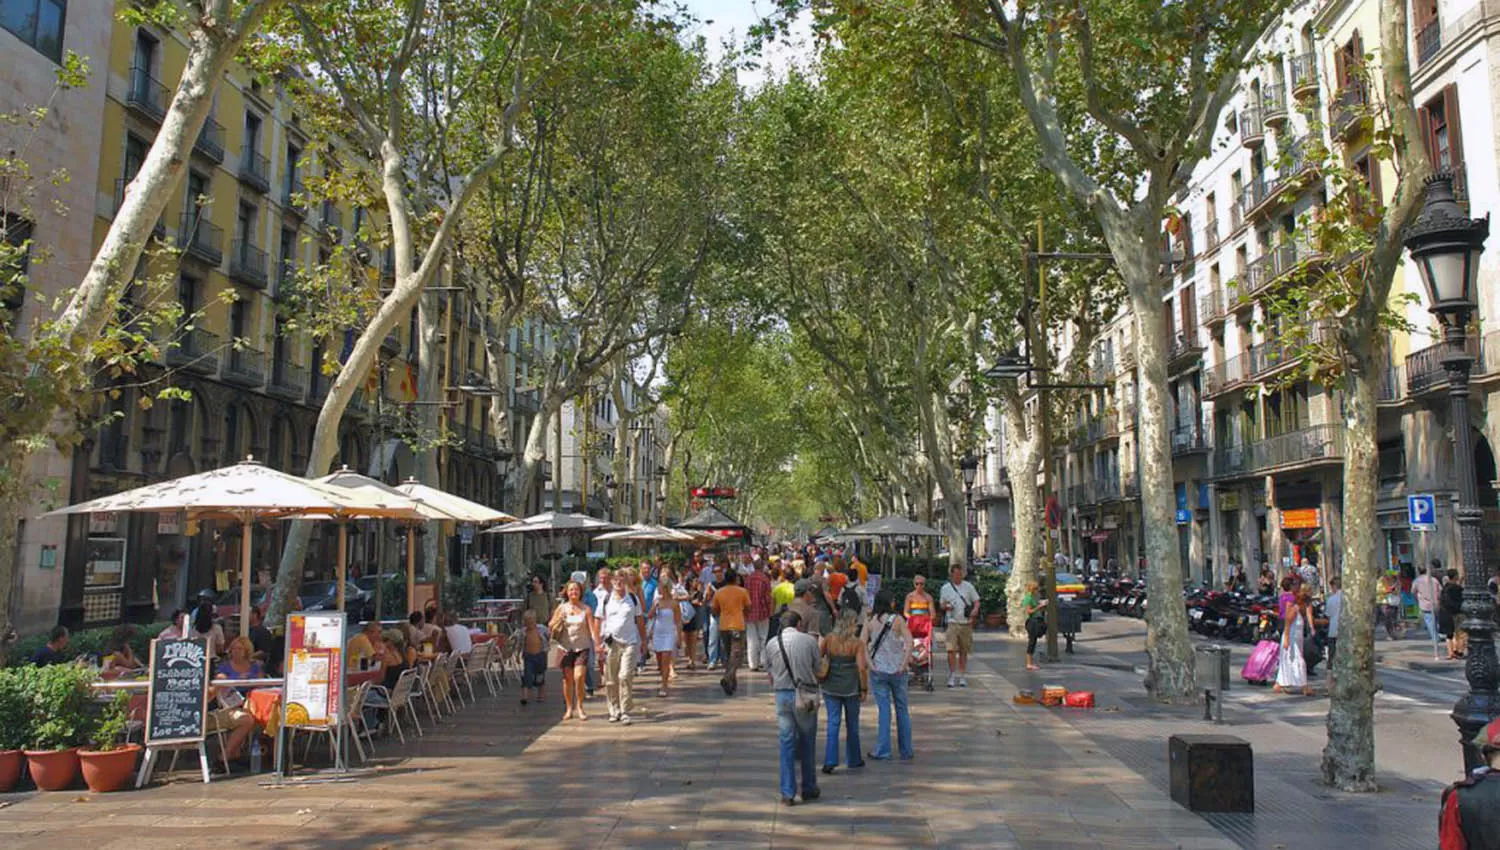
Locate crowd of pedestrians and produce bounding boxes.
[526,544,932,804]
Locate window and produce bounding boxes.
[244,111,262,157]
[2,215,32,321]
[278,226,295,288]
[176,275,199,322]
[186,170,209,217]
[236,202,256,248]
[1,0,66,63]
[285,144,300,197]
[1377,439,1405,484]
[230,299,247,340]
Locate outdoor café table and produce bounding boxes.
[347,668,383,687]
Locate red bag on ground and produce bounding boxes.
[1241,639,1279,683]
[1063,691,1095,708]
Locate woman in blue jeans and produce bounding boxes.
[819,610,869,773]
[865,590,914,760]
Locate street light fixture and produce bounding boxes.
[1403,171,1496,772]
[959,453,979,571]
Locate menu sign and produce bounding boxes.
[145,638,210,744]
[287,612,344,653]
[284,648,341,728]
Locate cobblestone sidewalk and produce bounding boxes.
[0,631,1442,849]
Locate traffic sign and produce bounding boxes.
[1409,494,1436,531]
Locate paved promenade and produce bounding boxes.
[0,625,1447,849]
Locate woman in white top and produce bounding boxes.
[648,567,684,698]
[865,590,914,761]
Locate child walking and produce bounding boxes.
[520,609,550,706]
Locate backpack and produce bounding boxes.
[839,584,864,615]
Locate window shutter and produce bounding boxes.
[1417,101,1434,164]
[1442,83,1465,170]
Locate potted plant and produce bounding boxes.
[22,664,96,791]
[0,668,29,792]
[976,575,1009,629]
[79,692,139,793]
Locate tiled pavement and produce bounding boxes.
[0,630,1441,849]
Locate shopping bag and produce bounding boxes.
[1063,691,1096,708]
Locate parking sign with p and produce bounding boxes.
[1409,494,1436,531]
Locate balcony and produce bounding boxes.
[1406,336,1480,394]
[1214,424,1346,478]
[1122,471,1139,497]
[1239,106,1265,148]
[1236,176,1268,223]
[1171,421,1210,455]
[1203,222,1221,254]
[1204,350,1251,397]
[1066,484,1085,507]
[321,204,343,240]
[1089,354,1115,385]
[282,176,306,216]
[1330,83,1370,138]
[1084,409,1117,443]
[1109,403,1134,436]
[268,361,307,401]
[1251,424,1346,473]
[1116,347,1136,376]
[276,260,297,295]
[1262,87,1288,128]
[1200,287,1225,327]
[238,147,271,194]
[1168,330,1205,374]
[459,425,500,457]
[124,67,167,122]
[1417,19,1443,68]
[1245,242,1301,296]
[511,388,540,414]
[165,327,221,374]
[194,117,225,163]
[1290,54,1318,99]
[381,332,400,354]
[177,212,223,266]
[229,239,269,289]
[1092,475,1123,503]
[223,344,266,387]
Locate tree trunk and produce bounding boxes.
[1121,247,1197,703]
[511,395,559,591]
[1322,361,1380,790]
[1003,391,1041,637]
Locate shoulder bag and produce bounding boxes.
[778,634,820,714]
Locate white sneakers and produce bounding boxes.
[946,674,956,688]
[619,713,632,726]
[959,676,968,688]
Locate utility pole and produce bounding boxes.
[1036,221,1061,662]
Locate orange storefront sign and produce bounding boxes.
[1280,508,1321,530]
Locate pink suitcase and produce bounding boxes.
[1241,639,1279,683]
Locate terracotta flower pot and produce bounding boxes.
[984,613,1005,629]
[0,750,22,792]
[79,745,141,793]
[23,747,80,791]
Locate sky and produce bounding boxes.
[675,0,814,88]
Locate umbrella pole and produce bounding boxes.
[406,522,416,616]
[336,522,348,612]
[240,514,253,638]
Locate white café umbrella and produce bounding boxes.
[393,477,517,610]
[44,458,420,636]
[314,467,465,613]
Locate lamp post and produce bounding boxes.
[1403,171,1496,771]
[960,453,979,572]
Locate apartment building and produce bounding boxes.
[1,3,557,633]
[1032,0,1500,586]
[551,384,669,524]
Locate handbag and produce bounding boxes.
[778,634,820,714]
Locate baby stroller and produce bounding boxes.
[909,614,935,692]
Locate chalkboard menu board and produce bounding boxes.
[145,637,210,745]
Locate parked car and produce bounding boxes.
[298,580,372,621]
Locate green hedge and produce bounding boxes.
[6,620,172,668]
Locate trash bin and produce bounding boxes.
[1058,601,1084,653]
[1195,644,1232,722]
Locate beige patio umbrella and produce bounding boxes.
[393,478,516,610]
[45,458,421,636]
[314,467,463,613]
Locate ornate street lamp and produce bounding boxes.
[959,453,979,571]
[1403,171,1496,772]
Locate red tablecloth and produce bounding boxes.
[247,688,281,727]
[472,632,499,645]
